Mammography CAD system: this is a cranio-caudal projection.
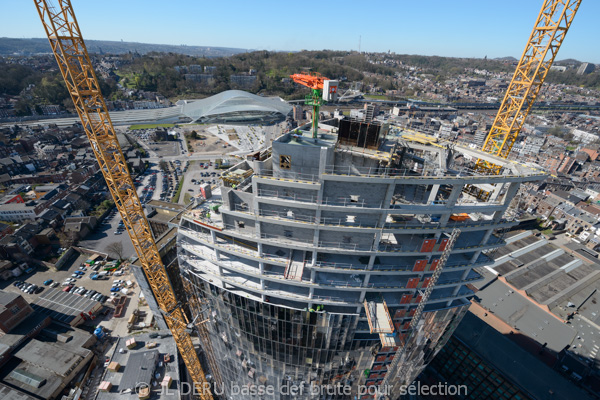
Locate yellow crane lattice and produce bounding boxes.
[33,1,213,399]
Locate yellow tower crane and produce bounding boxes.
[468,0,581,200]
[33,1,213,399]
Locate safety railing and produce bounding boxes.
[255,170,320,183]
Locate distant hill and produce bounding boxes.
[494,56,518,62]
[554,58,583,66]
[0,37,247,57]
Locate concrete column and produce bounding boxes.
[251,174,259,197]
[218,266,223,275]
[367,255,376,270]
[215,249,221,262]
[451,282,462,296]
[492,209,504,221]
[210,230,217,243]
[427,184,440,204]
[312,149,327,249]
[311,251,317,265]
[256,219,263,246]
[481,228,494,246]
[470,250,481,263]
[312,227,320,249]
[377,182,397,231]
[362,273,371,288]
[261,279,265,290]
[309,287,314,299]
[459,267,471,281]
[257,242,263,256]
[310,269,316,283]
[318,147,328,179]
[439,213,450,227]
[500,181,521,209]
[259,261,264,274]
[358,290,368,303]
[446,183,464,208]
[381,181,396,209]
[489,182,505,203]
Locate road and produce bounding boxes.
[145,153,234,163]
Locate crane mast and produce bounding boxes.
[33,1,213,399]
[290,72,329,138]
[475,0,581,176]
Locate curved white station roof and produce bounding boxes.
[178,90,292,124]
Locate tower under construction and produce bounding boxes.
[177,121,546,399]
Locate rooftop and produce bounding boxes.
[454,311,592,400]
[97,333,179,400]
[0,323,94,400]
[178,90,292,124]
[31,288,102,326]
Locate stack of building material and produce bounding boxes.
[161,375,173,389]
[98,381,112,392]
[107,362,120,372]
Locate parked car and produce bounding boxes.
[110,287,120,292]
[43,279,53,285]
[50,282,59,288]
[63,285,73,292]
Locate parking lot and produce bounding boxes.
[79,208,135,260]
[0,251,136,311]
[178,160,221,204]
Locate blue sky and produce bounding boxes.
[1,0,598,62]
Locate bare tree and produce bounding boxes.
[105,241,124,260]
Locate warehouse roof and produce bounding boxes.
[119,350,159,391]
[31,288,101,325]
[454,312,592,400]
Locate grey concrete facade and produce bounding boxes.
[177,125,546,398]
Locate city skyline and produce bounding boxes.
[1,0,599,62]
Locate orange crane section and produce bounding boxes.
[290,72,328,89]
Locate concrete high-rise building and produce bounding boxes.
[576,62,595,75]
[177,123,545,399]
